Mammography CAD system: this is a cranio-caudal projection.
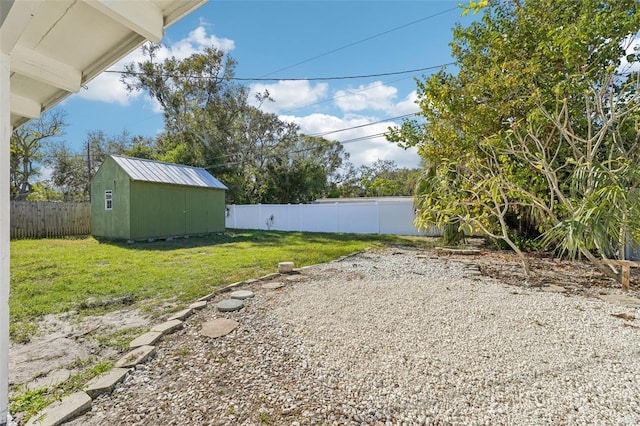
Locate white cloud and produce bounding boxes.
[78,54,142,105]
[333,83,420,117]
[78,26,235,106]
[346,135,420,170]
[249,80,328,114]
[334,82,397,113]
[37,164,54,183]
[163,26,235,59]
[391,90,420,116]
[619,32,640,75]
[280,113,420,169]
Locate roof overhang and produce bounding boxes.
[1,0,208,129]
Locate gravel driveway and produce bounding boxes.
[70,247,640,425]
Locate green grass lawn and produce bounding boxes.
[10,230,416,341]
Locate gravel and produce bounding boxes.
[70,247,640,425]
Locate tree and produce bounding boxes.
[338,160,421,198]
[388,0,640,281]
[45,130,145,200]
[10,110,66,199]
[125,136,157,160]
[46,142,87,201]
[123,45,348,204]
[25,181,62,201]
[252,135,347,204]
[122,44,245,171]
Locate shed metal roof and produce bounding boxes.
[111,155,227,190]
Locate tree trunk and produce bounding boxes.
[441,222,464,246]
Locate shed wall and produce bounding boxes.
[91,157,131,239]
[129,182,225,240]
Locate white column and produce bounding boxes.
[0,51,10,426]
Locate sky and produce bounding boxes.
[54,0,478,170]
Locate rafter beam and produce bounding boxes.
[0,0,43,54]
[84,0,163,43]
[10,94,41,119]
[11,45,81,93]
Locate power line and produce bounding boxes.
[307,112,419,138]
[106,63,453,82]
[206,133,397,169]
[339,132,389,145]
[212,114,419,162]
[236,64,454,81]
[259,6,460,77]
[187,115,421,168]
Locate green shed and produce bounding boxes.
[91,155,228,240]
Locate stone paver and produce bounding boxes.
[115,345,156,368]
[216,299,244,312]
[84,368,130,399]
[229,290,255,300]
[259,273,280,281]
[285,275,309,282]
[128,331,163,349]
[201,318,239,338]
[221,281,243,291]
[151,319,183,335]
[541,284,568,293]
[25,391,91,426]
[278,261,295,273]
[189,301,207,310]
[168,308,193,321]
[599,294,640,307]
[436,247,481,255]
[196,293,216,302]
[262,282,285,290]
[27,369,71,390]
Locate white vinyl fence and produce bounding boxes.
[225,199,441,236]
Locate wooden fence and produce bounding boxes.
[10,201,91,239]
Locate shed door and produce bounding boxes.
[185,189,209,235]
[164,188,187,236]
[135,186,186,238]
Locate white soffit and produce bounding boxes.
[1,0,208,129]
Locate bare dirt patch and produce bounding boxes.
[455,248,640,296]
[9,308,151,388]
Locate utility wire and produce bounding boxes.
[339,132,389,144]
[307,112,419,138]
[206,132,395,169]
[259,6,460,77]
[192,115,420,168]
[203,120,407,164]
[235,64,454,81]
[106,63,453,82]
